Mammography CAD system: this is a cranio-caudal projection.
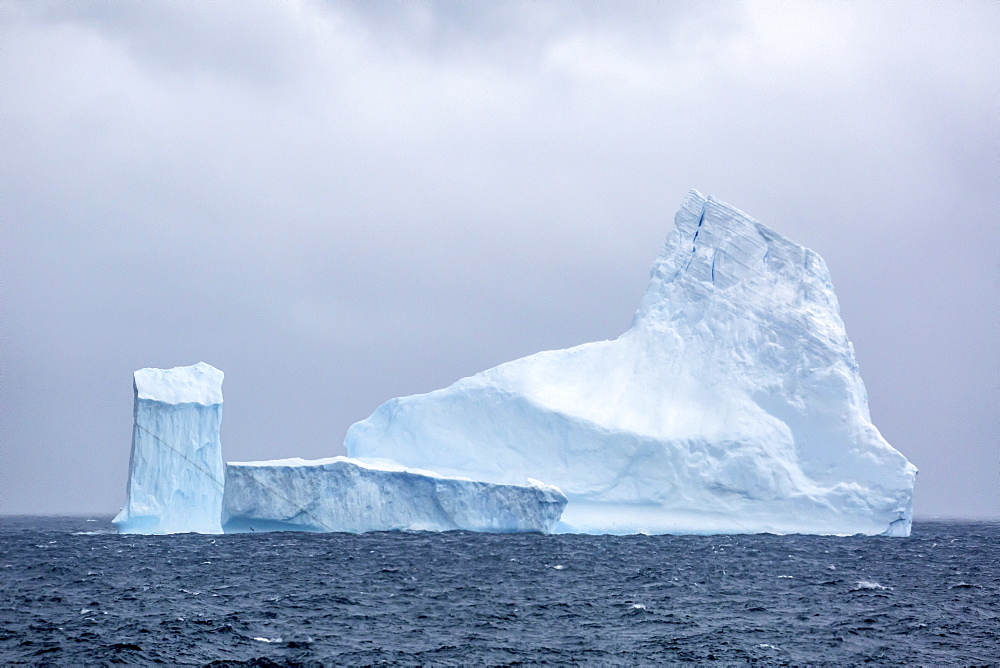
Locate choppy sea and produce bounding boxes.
[2,517,997,665]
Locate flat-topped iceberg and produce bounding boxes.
[114,362,226,534]
[223,457,566,533]
[346,191,917,536]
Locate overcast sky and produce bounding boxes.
[2,1,997,519]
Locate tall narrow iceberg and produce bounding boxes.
[346,191,917,536]
[114,362,226,534]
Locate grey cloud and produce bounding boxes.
[1,0,996,518]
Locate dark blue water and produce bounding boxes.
[2,517,997,665]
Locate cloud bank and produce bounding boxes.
[2,1,997,518]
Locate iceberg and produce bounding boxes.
[346,191,917,536]
[113,362,226,534]
[114,365,566,534]
[114,191,916,537]
[222,457,566,533]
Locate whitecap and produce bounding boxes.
[851,580,891,591]
[253,637,282,643]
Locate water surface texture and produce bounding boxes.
[2,518,997,664]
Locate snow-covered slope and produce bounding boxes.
[222,457,567,533]
[114,363,225,534]
[346,191,917,536]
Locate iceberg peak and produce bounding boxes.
[346,191,917,536]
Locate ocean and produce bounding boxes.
[2,517,997,665]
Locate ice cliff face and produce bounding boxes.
[346,191,917,536]
[114,363,225,534]
[222,457,566,533]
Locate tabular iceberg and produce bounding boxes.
[114,364,567,534]
[222,457,566,533]
[113,362,226,534]
[346,191,917,536]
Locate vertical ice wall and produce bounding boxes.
[113,363,225,534]
[222,457,568,534]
